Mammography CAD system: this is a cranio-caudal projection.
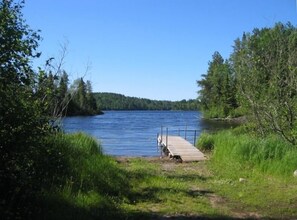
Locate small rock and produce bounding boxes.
[239,178,246,182]
[294,170,297,177]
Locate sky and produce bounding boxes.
[23,0,297,101]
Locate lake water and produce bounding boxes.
[62,111,234,156]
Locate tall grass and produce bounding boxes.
[197,129,297,178]
[33,132,130,219]
[197,132,214,151]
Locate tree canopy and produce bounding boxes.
[67,77,102,116]
[0,1,50,217]
[198,22,297,145]
[197,51,238,118]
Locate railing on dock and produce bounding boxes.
[156,126,205,162]
[157,126,197,147]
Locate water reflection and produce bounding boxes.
[200,118,240,133]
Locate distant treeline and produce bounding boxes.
[94,92,200,111]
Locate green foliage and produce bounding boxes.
[3,1,296,218]
[0,1,51,218]
[94,92,200,110]
[207,130,297,217]
[39,133,130,220]
[37,68,102,117]
[204,129,297,177]
[196,132,214,151]
[68,78,102,116]
[1,131,130,219]
[0,0,41,86]
[43,133,128,196]
[231,23,297,144]
[197,52,238,118]
[0,1,102,218]
[200,23,297,145]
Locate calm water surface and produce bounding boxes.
[62,111,234,156]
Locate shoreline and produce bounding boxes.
[204,115,247,124]
[114,155,178,163]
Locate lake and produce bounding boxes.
[62,111,234,156]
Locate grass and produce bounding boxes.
[33,132,131,219]
[206,130,297,177]
[196,128,297,218]
[117,158,222,219]
[11,130,297,219]
[197,132,215,151]
[117,157,297,219]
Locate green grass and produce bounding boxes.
[196,128,297,218]
[42,130,297,219]
[197,132,215,151]
[118,158,224,218]
[207,130,297,177]
[34,132,131,219]
[117,157,297,219]
[11,130,297,219]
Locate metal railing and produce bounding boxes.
[157,126,198,147]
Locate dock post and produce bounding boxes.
[161,126,163,143]
[184,125,187,140]
[158,133,163,158]
[157,132,159,151]
[194,130,197,146]
[166,127,168,147]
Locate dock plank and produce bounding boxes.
[159,135,206,162]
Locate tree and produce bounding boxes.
[0,0,45,151]
[231,23,297,144]
[67,77,101,115]
[86,80,98,112]
[0,0,53,218]
[0,0,41,86]
[0,1,104,218]
[197,52,238,118]
[57,70,69,115]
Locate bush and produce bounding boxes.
[197,132,215,151]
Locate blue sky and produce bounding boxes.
[23,0,296,101]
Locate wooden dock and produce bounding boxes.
[158,135,206,162]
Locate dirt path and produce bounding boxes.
[115,156,263,219]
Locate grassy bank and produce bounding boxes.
[197,129,297,218]
[198,130,297,177]
[38,132,132,220]
[43,130,297,219]
[10,130,297,219]
[117,156,297,219]
[3,132,131,219]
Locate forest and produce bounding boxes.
[198,22,297,145]
[94,92,199,111]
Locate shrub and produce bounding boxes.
[197,132,215,151]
